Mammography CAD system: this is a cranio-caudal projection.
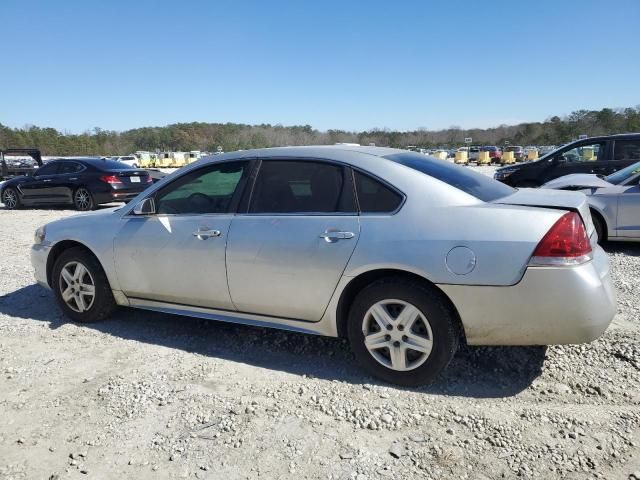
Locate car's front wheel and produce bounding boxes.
[52,247,116,323]
[347,278,459,386]
[74,187,95,211]
[2,187,21,209]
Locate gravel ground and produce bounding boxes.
[0,166,639,479]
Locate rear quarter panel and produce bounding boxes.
[344,194,564,286]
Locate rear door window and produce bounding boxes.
[249,160,355,214]
[613,140,640,161]
[58,162,84,174]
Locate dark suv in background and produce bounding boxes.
[494,133,640,187]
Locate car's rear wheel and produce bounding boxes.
[52,247,116,323]
[347,278,459,386]
[2,187,21,209]
[74,187,95,211]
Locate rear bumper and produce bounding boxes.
[30,243,51,289]
[93,189,144,204]
[439,245,616,345]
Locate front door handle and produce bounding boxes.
[43,179,52,182]
[192,228,221,240]
[320,231,355,243]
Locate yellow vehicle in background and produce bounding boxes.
[187,151,202,164]
[501,151,516,165]
[454,148,468,165]
[477,151,491,165]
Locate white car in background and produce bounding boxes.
[110,155,139,168]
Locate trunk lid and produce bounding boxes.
[108,169,150,186]
[493,188,594,236]
[543,173,612,189]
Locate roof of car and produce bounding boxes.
[202,145,406,163]
[572,133,640,142]
[46,157,134,168]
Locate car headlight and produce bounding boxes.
[495,170,515,179]
[34,225,46,244]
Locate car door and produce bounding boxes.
[113,160,251,309]
[54,161,85,203]
[615,175,640,238]
[549,140,608,181]
[18,162,61,203]
[226,159,360,321]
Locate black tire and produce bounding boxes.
[347,277,459,387]
[2,187,22,210]
[51,247,116,323]
[73,187,95,211]
[591,212,606,244]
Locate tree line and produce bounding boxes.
[1,106,639,156]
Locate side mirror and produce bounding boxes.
[556,155,567,164]
[132,197,155,215]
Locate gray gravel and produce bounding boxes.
[0,166,639,479]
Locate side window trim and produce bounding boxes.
[242,158,357,216]
[137,159,253,217]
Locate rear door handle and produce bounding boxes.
[320,231,355,243]
[192,228,221,240]
[43,179,52,182]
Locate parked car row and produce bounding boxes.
[29,145,616,386]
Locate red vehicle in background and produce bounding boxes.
[481,146,503,163]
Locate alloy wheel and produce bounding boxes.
[3,189,18,209]
[361,299,433,371]
[75,188,91,210]
[59,261,96,313]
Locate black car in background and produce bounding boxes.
[494,133,640,187]
[0,158,152,211]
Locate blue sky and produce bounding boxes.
[1,0,639,133]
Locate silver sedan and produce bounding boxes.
[30,146,616,386]
[543,160,640,243]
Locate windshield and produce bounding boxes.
[384,152,515,201]
[606,160,640,185]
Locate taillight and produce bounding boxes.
[529,212,592,266]
[100,175,122,184]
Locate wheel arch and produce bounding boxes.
[335,268,466,344]
[46,240,102,287]
[589,206,608,242]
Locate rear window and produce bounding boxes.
[92,159,135,170]
[384,152,515,202]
